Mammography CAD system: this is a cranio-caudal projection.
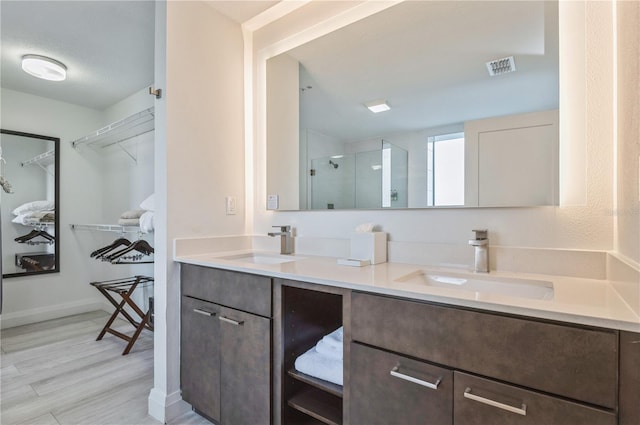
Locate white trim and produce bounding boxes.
[258,1,402,60]
[0,299,106,329]
[148,388,190,424]
[242,0,312,33]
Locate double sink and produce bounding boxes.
[219,253,554,301]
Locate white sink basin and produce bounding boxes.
[395,270,554,300]
[219,253,304,265]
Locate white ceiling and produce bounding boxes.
[1,1,156,111]
[0,0,279,111]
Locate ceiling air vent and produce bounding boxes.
[486,56,516,76]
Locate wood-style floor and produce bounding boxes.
[1,311,211,425]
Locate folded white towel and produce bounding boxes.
[120,209,146,219]
[295,347,343,386]
[139,211,155,233]
[315,327,343,359]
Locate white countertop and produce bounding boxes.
[175,250,640,332]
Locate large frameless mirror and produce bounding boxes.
[1,129,60,277]
[266,0,559,210]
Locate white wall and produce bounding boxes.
[251,1,617,259]
[0,88,106,327]
[0,87,155,327]
[149,1,245,421]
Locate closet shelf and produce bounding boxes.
[70,224,146,234]
[21,149,55,168]
[71,107,154,161]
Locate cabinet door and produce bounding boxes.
[620,331,640,425]
[220,306,271,425]
[350,342,453,425]
[453,372,616,425]
[181,296,221,422]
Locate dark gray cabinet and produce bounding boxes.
[620,331,640,425]
[350,291,618,425]
[180,264,272,425]
[219,305,271,425]
[181,296,221,422]
[350,342,453,425]
[453,372,615,425]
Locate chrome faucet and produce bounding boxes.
[468,229,489,273]
[268,225,293,255]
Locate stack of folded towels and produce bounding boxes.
[117,193,155,233]
[11,200,56,225]
[118,209,145,226]
[294,326,343,386]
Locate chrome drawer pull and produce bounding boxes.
[390,366,441,390]
[463,387,527,416]
[219,316,244,326]
[192,308,215,317]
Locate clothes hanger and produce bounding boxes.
[103,239,154,262]
[91,237,131,259]
[14,229,39,242]
[15,229,55,243]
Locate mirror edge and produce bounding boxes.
[1,129,60,278]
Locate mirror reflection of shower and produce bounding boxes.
[309,140,408,209]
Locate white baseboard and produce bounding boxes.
[148,388,190,424]
[0,298,106,329]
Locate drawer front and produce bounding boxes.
[351,292,618,407]
[454,372,616,425]
[350,342,453,425]
[181,264,271,317]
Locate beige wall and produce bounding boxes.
[166,2,245,238]
[150,2,245,421]
[616,0,640,264]
[266,53,299,210]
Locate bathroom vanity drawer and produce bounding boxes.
[350,342,453,425]
[351,292,618,408]
[181,264,271,317]
[453,372,616,425]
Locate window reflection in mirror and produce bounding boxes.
[0,130,60,278]
[427,133,465,207]
[266,0,559,210]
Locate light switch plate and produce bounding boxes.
[225,196,237,215]
[267,194,279,210]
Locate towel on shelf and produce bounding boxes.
[118,218,140,226]
[12,211,55,225]
[294,326,344,385]
[120,209,146,219]
[295,346,343,386]
[315,327,343,359]
[30,211,55,222]
[139,210,155,233]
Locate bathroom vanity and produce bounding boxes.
[177,254,640,425]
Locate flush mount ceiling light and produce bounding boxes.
[486,56,516,76]
[21,54,67,81]
[365,100,391,113]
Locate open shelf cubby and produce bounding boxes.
[282,285,344,425]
